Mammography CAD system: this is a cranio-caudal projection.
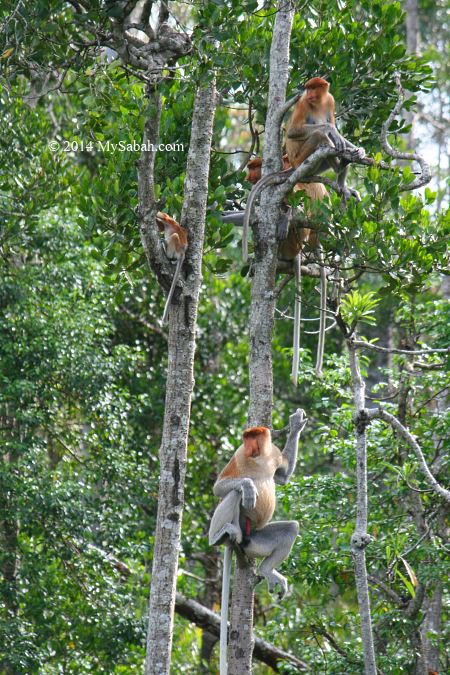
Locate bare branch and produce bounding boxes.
[175,594,309,672]
[277,89,303,121]
[367,574,405,607]
[350,338,450,356]
[380,73,431,191]
[137,92,170,287]
[367,408,450,503]
[120,305,167,339]
[346,340,378,674]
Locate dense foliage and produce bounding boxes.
[0,1,448,673]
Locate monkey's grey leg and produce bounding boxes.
[209,490,242,546]
[321,157,360,202]
[276,205,292,241]
[297,131,335,174]
[336,160,361,201]
[243,521,299,599]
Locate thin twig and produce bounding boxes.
[380,73,431,191]
[350,338,449,356]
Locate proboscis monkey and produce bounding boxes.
[242,77,365,262]
[285,77,364,194]
[246,156,328,383]
[246,155,324,256]
[155,212,188,324]
[209,409,307,675]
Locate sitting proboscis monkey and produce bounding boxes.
[242,77,365,263]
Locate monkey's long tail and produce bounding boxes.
[291,254,302,387]
[242,168,294,262]
[220,545,232,675]
[162,255,184,324]
[315,246,327,377]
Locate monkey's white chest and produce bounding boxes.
[242,477,276,530]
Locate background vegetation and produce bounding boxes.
[0,1,448,672]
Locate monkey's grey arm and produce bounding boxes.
[287,122,331,141]
[274,408,307,485]
[287,122,333,140]
[209,489,242,545]
[213,477,258,509]
[288,123,365,158]
[209,477,258,546]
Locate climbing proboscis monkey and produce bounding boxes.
[155,212,188,324]
[209,409,307,675]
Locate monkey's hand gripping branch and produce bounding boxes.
[275,408,307,484]
[281,145,364,201]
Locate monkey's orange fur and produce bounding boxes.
[285,78,335,168]
[155,211,187,258]
[155,212,188,323]
[246,156,326,256]
[216,427,285,530]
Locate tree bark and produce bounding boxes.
[405,0,420,54]
[143,77,217,675]
[404,0,420,147]
[175,594,308,672]
[421,581,442,673]
[347,340,377,675]
[227,3,295,673]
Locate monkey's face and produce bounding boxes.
[244,437,260,458]
[246,168,260,185]
[246,159,262,185]
[242,427,271,461]
[306,88,325,106]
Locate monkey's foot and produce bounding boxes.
[276,206,292,241]
[260,570,288,600]
[342,187,361,202]
[350,146,366,160]
[240,478,258,510]
[209,523,242,546]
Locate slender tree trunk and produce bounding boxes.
[227,3,295,673]
[0,442,19,675]
[421,581,443,673]
[405,0,420,53]
[143,78,217,675]
[347,340,377,675]
[404,0,420,147]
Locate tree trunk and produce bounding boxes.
[421,582,442,673]
[227,3,295,673]
[404,0,420,54]
[143,77,217,675]
[347,340,377,675]
[404,0,420,147]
